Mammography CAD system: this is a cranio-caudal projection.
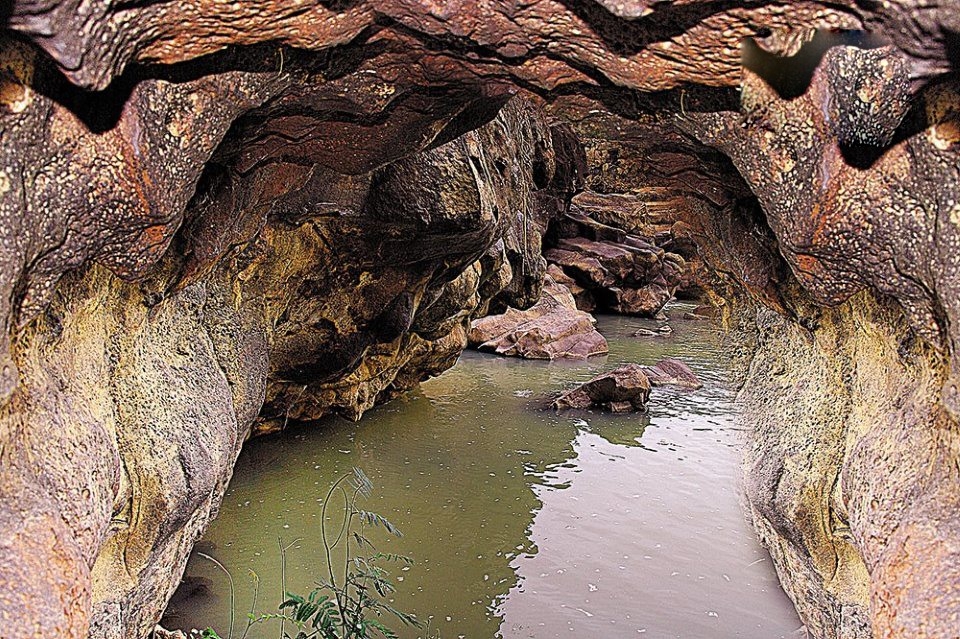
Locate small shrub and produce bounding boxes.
[194,467,422,639]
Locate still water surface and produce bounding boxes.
[166,311,802,638]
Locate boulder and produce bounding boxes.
[641,358,703,390]
[469,276,608,360]
[553,364,651,412]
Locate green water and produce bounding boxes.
[165,309,802,638]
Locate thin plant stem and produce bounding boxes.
[240,570,260,639]
[277,537,301,639]
[198,552,235,639]
[321,474,353,633]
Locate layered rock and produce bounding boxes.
[0,2,958,639]
[641,358,702,390]
[681,36,960,639]
[566,190,708,299]
[545,193,687,316]
[554,363,652,413]
[468,274,608,360]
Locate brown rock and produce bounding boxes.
[641,358,703,390]
[607,286,674,317]
[547,264,597,312]
[633,325,673,337]
[553,363,651,412]
[469,276,608,360]
[0,2,957,638]
[544,248,616,289]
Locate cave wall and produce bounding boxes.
[741,293,960,639]
[0,95,582,638]
[1,2,959,639]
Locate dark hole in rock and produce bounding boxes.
[532,158,550,189]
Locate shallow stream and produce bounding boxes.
[166,309,802,638]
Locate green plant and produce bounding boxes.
[195,467,421,639]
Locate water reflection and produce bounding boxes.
[164,308,801,638]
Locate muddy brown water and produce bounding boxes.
[165,308,803,638]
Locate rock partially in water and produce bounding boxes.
[469,275,608,360]
[682,304,718,321]
[544,197,686,317]
[633,325,673,337]
[642,358,703,390]
[553,364,651,412]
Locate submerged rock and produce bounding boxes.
[633,325,673,337]
[469,276,608,360]
[553,364,651,412]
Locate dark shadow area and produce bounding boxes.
[946,27,960,72]
[838,70,959,169]
[742,29,888,100]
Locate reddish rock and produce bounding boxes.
[641,358,703,390]
[469,276,608,360]
[553,364,651,412]
[544,200,687,317]
[547,264,596,312]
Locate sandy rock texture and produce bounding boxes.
[0,2,958,639]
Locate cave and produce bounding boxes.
[1,2,959,639]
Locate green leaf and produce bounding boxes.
[364,618,399,639]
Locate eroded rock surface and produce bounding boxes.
[641,358,702,390]
[554,363,652,413]
[0,97,581,639]
[545,194,687,316]
[0,2,958,639]
[683,36,960,639]
[468,274,608,360]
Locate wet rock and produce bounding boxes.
[0,1,958,638]
[0,97,583,639]
[544,197,687,317]
[641,358,703,390]
[469,275,608,360]
[633,325,673,337]
[554,364,651,412]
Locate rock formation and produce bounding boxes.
[544,194,687,316]
[641,358,702,390]
[554,363,652,413]
[0,89,582,638]
[468,274,608,360]
[0,2,958,639]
